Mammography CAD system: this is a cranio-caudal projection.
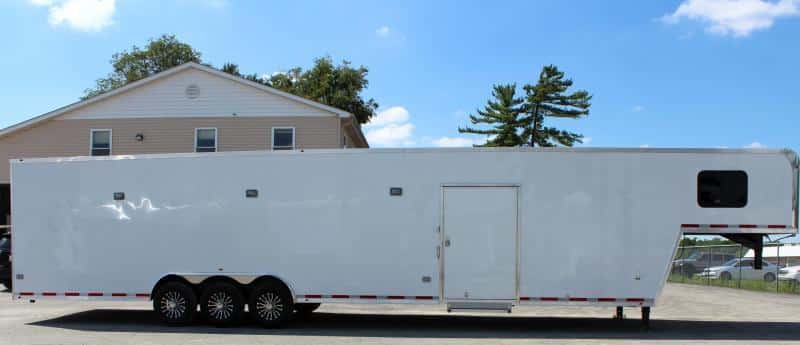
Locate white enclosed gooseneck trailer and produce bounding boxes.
[9,148,799,327]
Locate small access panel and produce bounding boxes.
[442,186,518,308]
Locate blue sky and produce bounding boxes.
[1,0,799,151]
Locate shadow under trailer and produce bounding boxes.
[9,147,799,328]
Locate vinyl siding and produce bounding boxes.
[0,117,343,182]
[58,68,334,120]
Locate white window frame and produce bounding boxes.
[90,129,112,156]
[194,128,218,152]
[272,127,295,150]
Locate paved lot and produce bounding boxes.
[1,283,799,344]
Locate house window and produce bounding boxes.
[698,170,748,208]
[272,127,295,150]
[195,128,217,152]
[90,129,111,156]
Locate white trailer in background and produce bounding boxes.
[9,148,799,327]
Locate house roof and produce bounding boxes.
[0,62,366,144]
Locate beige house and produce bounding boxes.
[0,62,368,229]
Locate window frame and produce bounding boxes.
[194,127,218,153]
[89,129,112,156]
[697,170,748,208]
[271,127,295,151]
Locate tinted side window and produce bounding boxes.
[698,170,747,208]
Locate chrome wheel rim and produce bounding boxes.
[255,292,284,321]
[207,291,235,320]
[160,291,187,320]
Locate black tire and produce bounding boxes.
[294,303,321,317]
[720,272,732,281]
[153,281,197,326]
[199,282,245,327]
[249,280,293,328]
[764,273,776,282]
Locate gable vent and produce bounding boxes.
[185,84,200,99]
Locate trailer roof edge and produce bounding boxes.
[9,147,796,165]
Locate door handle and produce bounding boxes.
[444,238,451,247]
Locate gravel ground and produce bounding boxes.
[1,283,799,344]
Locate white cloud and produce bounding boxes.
[662,0,800,37]
[632,105,645,113]
[364,106,415,147]
[433,137,476,148]
[745,141,766,148]
[640,144,651,148]
[582,137,593,145]
[368,106,409,127]
[30,0,116,32]
[376,26,391,37]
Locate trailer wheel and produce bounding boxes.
[249,281,293,327]
[294,303,321,318]
[764,273,776,282]
[153,281,196,326]
[199,282,245,327]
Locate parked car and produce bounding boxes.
[779,265,800,283]
[701,258,777,282]
[0,235,10,290]
[672,252,737,276]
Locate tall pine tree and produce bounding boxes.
[458,84,525,147]
[521,65,592,147]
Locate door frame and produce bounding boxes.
[438,183,521,302]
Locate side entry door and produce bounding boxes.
[442,186,518,301]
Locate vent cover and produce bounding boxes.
[185,84,200,99]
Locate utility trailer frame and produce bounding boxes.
[9,147,799,328]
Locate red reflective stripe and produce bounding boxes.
[768,225,787,229]
[112,293,127,297]
[739,224,757,228]
[135,293,150,298]
[88,292,104,297]
[626,298,645,302]
[331,294,349,299]
[709,224,728,228]
[569,297,588,302]
[19,292,34,296]
[359,295,377,299]
[303,294,322,299]
[540,297,559,301]
[681,224,700,228]
[42,292,57,296]
[65,292,80,296]
[387,295,405,300]
[414,296,434,300]
[598,298,617,302]
[520,297,531,301]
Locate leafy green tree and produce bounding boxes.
[221,62,241,76]
[83,35,201,99]
[521,65,592,147]
[264,57,378,124]
[458,84,525,146]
